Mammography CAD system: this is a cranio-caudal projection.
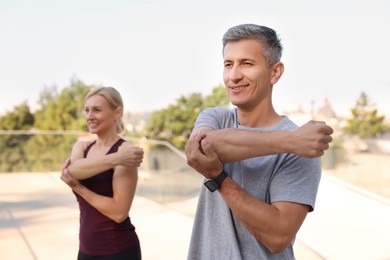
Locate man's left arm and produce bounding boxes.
[186,133,311,254]
[219,178,309,254]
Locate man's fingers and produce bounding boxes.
[200,138,211,155]
[325,126,334,135]
[186,132,207,167]
[191,132,205,143]
[200,138,220,161]
[319,124,333,135]
[191,132,204,152]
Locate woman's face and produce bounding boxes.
[84,94,118,135]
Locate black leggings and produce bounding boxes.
[77,247,141,260]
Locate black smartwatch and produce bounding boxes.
[204,170,228,192]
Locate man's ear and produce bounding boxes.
[271,62,284,85]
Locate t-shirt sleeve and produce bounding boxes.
[194,107,232,130]
[269,155,322,212]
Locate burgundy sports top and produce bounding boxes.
[74,138,139,255]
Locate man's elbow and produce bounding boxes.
[260,234,294,254]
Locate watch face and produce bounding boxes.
[204,180,218,192]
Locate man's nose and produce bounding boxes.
[229,65,244,82]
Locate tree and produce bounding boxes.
[204,84,230,107]
[145,93,203,149]
[0,102,35,131]
[0,102,35,172]
[0,79,94,172]
[145,85,229,149]
[27,79,92,171]
[34,80,91,131]
[343,92,386,139]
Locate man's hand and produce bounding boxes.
[116,142,144,168]
[61,158,80,189]
[185,131,223,179]
[291,120,333,158]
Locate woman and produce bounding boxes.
[61,86,144,260]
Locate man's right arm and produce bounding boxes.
[195,120,333,163]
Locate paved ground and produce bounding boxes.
[1,172,390,260]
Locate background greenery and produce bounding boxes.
[0,79,388,173]
[0,80,91,172]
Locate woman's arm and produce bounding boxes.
[66,140,143,180]
[61,165,138,223]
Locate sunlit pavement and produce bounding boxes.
[297,174,390,259]
[1,172,390,260]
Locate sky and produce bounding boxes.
[1,0,389,118]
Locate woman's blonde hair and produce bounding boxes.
[85,86,125,134]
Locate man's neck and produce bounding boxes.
[237,106,282,128]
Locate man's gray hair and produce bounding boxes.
[222,24,283,67]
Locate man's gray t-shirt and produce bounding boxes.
[187,107,322,260]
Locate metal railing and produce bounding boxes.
[0,131,389,200]
[0,131,202,204]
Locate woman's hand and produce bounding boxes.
[60,158,80,189]
[116,142,144,168]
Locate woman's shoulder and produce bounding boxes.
[73,140,95,150]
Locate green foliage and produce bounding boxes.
[0,102,34,130]
[0,79,93,172]
[343,92,386,139]
[28,79,92,171]
[204,84,229,107]
[145,84,229,149]
[0,102,35,172]
[0,81,228,171]
[34,80,91,131]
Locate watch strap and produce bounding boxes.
[204,169,228,192]
[213,170,228,187]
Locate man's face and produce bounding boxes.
[223,39,274,110]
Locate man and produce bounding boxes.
[185,24,333,259]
